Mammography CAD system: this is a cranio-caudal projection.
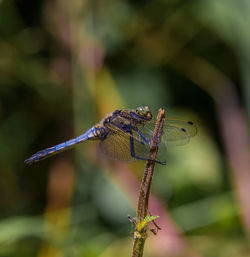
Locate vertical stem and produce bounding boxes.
[132,109,165,257]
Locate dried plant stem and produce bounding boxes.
[132,109,165,257]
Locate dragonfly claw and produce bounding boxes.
[153,159,166,165]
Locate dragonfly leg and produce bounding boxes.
[136,128,151,144]
[129,135,166,165]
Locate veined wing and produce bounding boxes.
[100,126,151,161]
[104,115,149,144]
[137,118,197,147]
[100,120,166,161]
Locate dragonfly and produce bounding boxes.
[24,106,197,165]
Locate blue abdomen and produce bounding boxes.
[25,127,97,164]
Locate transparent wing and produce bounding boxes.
[100,119,167,161]
[137,118,197,147]
[99,128,150,161]
[99,115,196,161]
[100,130,132,161]
[104,116,148,144]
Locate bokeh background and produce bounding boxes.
[0,0,250,256]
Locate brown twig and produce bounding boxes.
[132,108,165,257]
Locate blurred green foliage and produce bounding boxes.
[0,0,249,256]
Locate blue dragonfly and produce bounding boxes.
[24,106,197,165]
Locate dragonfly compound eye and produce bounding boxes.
[135,106,152,120]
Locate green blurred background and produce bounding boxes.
[0,0,250,256]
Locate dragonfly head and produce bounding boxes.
[134,106,152,120]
